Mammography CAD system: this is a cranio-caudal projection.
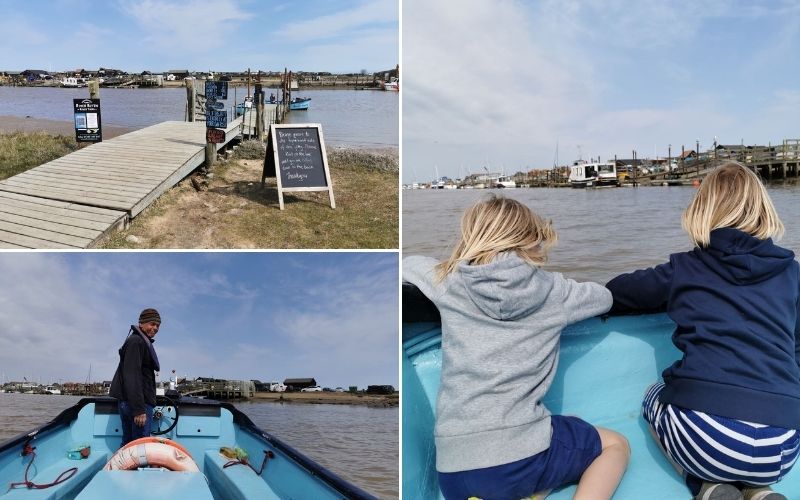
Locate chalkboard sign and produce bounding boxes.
[206,109,227,129]
[262,124,335,210]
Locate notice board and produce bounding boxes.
[73,98,102,142]
[262,124,335,209]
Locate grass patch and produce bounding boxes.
[100,148,398,249]
[0,131,78,180]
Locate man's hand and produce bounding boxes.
[134,413,147,427]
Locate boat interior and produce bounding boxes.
[0,397,371,500]
[402,283,800,499]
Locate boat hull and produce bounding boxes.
[289,99,311,110]
[0,397,376,499]
[402,284,800,499]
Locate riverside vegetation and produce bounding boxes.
[0,133,398,248]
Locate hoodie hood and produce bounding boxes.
[695,227,795,285]
[458,252,553,320]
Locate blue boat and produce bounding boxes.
[0,396,376,499]
[402,284,800,499]
[289,98,311,111]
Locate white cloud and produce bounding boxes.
[119,0,251,52]
[275,0,397,42]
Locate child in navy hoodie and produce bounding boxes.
[606,162,800,500]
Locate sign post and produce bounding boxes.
[73,98,102,143]
[204,81,228,165]
[262,123,335,210]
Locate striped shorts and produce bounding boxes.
[642,382,800,486]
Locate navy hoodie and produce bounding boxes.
[606,228,800,429]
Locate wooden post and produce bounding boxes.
[89,80,99,99]
[185,78,195,122]
[205,142,216,168]
[255,92,264,140]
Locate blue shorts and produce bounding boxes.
[438,415,602,500]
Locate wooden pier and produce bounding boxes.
[0,118,243,248]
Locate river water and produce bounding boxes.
[0,86,398,149]
[403,184,800,284]
[0,393,397,498]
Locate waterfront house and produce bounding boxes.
[283,378,317,391]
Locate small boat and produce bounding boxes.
[402,283,800,499]
[61,77,87,88]
[288,98,311,111]
[492,175,516,188]
[235,97,253,117]
[383,77,399,91]
[0,395,376,499]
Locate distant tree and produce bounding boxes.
[360,69,368,76]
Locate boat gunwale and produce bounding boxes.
[0,395,378,500]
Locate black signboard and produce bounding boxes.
[73,98,102,142]
[206,109,227,129]
[204,81,228,100]
[262,124,335,209]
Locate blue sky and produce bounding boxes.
[403,0,800,183]
[0,252,398,389]
[0,0,398,73]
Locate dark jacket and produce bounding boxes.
[109,327,157,414]
[606,227,800,429]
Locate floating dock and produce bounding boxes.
[0,118,243,248]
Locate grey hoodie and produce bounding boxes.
[403,253,612,472]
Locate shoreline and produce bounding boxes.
[248,391,398,407]
[0,115,399,152]
[0,115,134,139]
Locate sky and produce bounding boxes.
[0,0,398,74]
[402,0,800,183]
[0,252,398,389]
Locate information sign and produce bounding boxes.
[73,98,102,142]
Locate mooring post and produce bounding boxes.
[89,80,99,99]
[185,78,195,122]
[255,87,264,140]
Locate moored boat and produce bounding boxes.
[0,395,376,499]
[402,283,800,499]
[383,77,399,91]
[288,98,311,110]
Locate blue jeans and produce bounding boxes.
[118,401,153,447]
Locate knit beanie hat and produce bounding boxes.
[139,308,161,324]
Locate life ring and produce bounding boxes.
[124,437,193,459]
[104,438,199,472]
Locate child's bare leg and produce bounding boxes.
[573,427,630,500]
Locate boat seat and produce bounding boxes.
[203,450,281,500]
[75,469,214,499]
[4,451,107,499]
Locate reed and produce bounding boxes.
[0,131,78,180]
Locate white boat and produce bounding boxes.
[568,160,598,188]
[44,386,61,395]
[383,77,399,91]
[493,175,516,188]
[61,77,87,88]
[596,162,620,187]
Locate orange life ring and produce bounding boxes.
[104,438,199,472]
[123,437,193,459]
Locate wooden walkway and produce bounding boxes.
[0,118,242,248]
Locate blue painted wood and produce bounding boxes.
[402,314,800,500]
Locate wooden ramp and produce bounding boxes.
[0,118,242,248]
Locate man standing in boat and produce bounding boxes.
[110,308,162,447]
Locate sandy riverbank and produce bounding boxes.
[0,115,135,139]
[250,391,398,407]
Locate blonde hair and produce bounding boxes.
[682,161,784,247]
[435,194,557,281]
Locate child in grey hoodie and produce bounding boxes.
[403,195,629,500]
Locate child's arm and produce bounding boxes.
[560,277,613,324]
[605,261,673,315]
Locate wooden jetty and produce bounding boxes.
[0,118,243,249]
[180,379,255,400]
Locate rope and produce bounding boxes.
[8,444,78,490]
[222,450,273,475]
